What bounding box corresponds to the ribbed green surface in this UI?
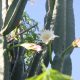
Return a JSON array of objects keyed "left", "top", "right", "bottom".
[
  {"left": 2, "top": 0, "right": 28, "bottom": 36},
  {"left": 45, "top": 0, "right": 75, "bottom": 75},
  {"left": 52, "top": 0, "right": 75, "bottom": 75},
  {"left": 51, "top": 55, "right": 62, "bottom": 72},
  {"left": 52, "top": 0, "right": 66, "bottom": 55},
  {"left": 44, "top": 0, "right": 55, "bottom": 29},
  {"left": 66, "top": 0, "right": 75, "bottom": 49},
  {"left": 52, "top": 0, "right": 75, "bottom": 55},
  {"left": 28, "top": 53, "right": 42, "bottom": 77},
  {"left": 62, "top": 56, "right": 72, "bottom": 75},
  {"left": 9, "top": 41, "right": 24, "bottom": 80},
  {"left": 3, "top": 37, "right": 9, "bottom": 80},
  {"left": 43, "top": 0, "right": 56, "bottom": 72},
  {"left": 4, "top": 50, "right": 10, "bottom": 80}
]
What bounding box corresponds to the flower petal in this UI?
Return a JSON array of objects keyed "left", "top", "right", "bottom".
[
  {"left": 72, "top": 38, "right": 80, "bottom": 47},
  {"left": 20, "top": 43, "right": 42, "bottom": 52},
  {"left": 39, "top": 29, "right": 58, "bottom": 44}
]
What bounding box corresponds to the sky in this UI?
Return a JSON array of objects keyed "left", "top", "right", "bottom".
[
  {"left": 25, "top": 0, "right": 80, "bottom": 80},
  {"left": 71, "top": 0, "right": 80, "bottom": 80}
]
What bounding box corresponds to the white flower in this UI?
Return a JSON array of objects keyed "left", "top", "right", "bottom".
[{"left": 39, "top": 29, "right": 58, "bottom": 44}]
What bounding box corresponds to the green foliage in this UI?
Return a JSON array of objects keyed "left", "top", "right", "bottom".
[
  {"left": 26, "top": 69, "right": 72, "bottom": 80},
  {"left": 19, "top": 12, "right": 38, "bottom": 43}
]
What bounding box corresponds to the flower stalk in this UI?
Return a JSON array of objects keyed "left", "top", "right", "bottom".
[
  {"left": 48, "top": 41, "right": 53, "bottom": 65},
  {"left": 41, "top": 59, "right": 47, "bottom": 72},
  {"left": 61, "top": 45, "right": 73, "bottom": 59}
]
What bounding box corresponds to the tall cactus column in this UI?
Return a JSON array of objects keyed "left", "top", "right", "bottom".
[
  {"left": 44, "top": 0, "right": 75, "bottom": 75},
  {"left": 0, "top": 0, "right": 3, "bottom": 30},
  {"left": 0, "top": 0, "right": 4, "bottom": 80},
  {"left": 52, "top": 0, "right": 75, "bottom": 75}
]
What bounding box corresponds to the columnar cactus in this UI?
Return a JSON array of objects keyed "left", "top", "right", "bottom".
[
  {"left": 0, "top": 0, "right": 75, "bottom": 80},
  {"left": 0, "top": 0, "right": 3, "bottom": 30},
  {"left": 0, "top": 1, "right": 4, "bottom": 80},
  {"left": 0, "top": 0, "right": 28, "bottom": 80},
  {"left": 44, "top": 0, "right": 75, "bottom": 75}
]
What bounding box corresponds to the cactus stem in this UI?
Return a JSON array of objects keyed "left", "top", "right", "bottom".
[
  {"left": 61, "top": 44, "right": 73, "bottom": 59},
  {"left": 48, "top": 41, "right": 53, "bottom": 65}
]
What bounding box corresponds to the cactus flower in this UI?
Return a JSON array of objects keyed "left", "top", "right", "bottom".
[
  {"left": 21, "top": 43, "right": 42, "bottom": 52},
  {"left": 72, "top": 38, "right": 80, "bottom": 47},
  {"left": 39, "top": 29, "right": 58, "bottom": 44}
]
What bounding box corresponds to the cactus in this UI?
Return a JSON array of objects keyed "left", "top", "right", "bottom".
[
  {"left": 0, "top": 0, "right": 75, "bottom": 80},
  {"left": 0, "top": 0, "right": 3, "bottom": 30},
  {"left": 2, "top": 0, "right": 28, "bottom": 36},
  {"left": 0, "top": 0, "right": 28, "bottom": 80},
  {"left": 44, "top": 0, "right": 75, "bottom": 75},
  {"left": 25, "top": 0, "right": 75, "bottom": 77},
  {"left": 9, "top": 41, "right": 25, "bottom": 80},
  {"left": 0, "top": 1, "right": 4, "bottom": 80}
]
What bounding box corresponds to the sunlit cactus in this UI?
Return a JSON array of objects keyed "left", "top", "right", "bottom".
[
  {"left": 0, "top": 0, "right": 75, "bottom": 80},
  {"left": 44, "top": 0, "right": 75, "bottom": 75}
]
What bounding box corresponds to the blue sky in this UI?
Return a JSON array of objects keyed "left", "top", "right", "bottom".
[
  {"left": 71, "top": 0, "right": 80, "bottom": 80},
  {"left": 25, "top": 0, "right": 80, "bottom": 80}
]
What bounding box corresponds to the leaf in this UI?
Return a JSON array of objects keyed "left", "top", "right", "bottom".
[{"left": 26, "top": 69, "right": 72, "bottom": 80}]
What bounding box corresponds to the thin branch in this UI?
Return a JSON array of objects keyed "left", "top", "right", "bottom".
[
  {"left": 18, "top": 23, "right": 38, "bottom": 35},
  {"left": 7, "top": 23, "right": 38, "bottom": 43}
]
